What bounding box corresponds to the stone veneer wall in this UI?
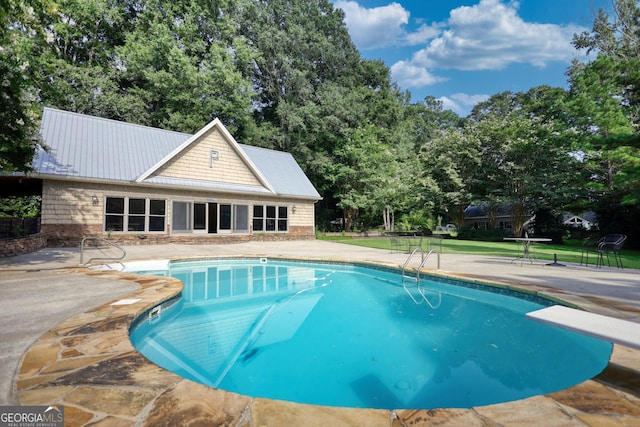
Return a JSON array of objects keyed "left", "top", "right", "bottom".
[{"left": 0, "top": 233, "right": 47, "bottom": 257}]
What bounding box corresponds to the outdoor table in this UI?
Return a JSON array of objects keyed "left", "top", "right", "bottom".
[{"left": 503, "top": 237, "right": 552, "bottom": 264}]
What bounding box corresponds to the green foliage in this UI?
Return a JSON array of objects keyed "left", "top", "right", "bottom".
[
  {"left": 29, "top": 0, "right": 254, "bottom": 133},
  {"left": 532, "top": 208, "right": 566, "bottom": 244},
  {"left": 467, "top": 93, "right": 581, "bottom": 236},
  {"left": 568, "top": 0, "right": 640, "bottom": 246},
  {"left": 0, "top": 0, "right": 50, "bottom": 172},
  {"left": 0, "top": 195, "right": 41, "bottom": 217},
  {"left": 326, "top": 124, "right": 396, "bottom": 231},
  {"left": 396, "top": 209, "right": 433, "bottom": 234}
]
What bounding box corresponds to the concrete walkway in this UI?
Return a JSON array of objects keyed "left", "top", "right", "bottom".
[{"left": 1, "top": 239, "right": 640, "bottom": 411}]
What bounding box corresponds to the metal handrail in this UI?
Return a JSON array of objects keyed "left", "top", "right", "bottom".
[
  {"left": 416, "top": 249, "right": 440, "bottom": 280},
  {"left": 402, "top": 248, "right": 441, "bottom": 306},
  {"left": 402, "top": 247, "right": 425, "bottom": 277},
  {"left": 80, "top": 236, "right": 126, "bottom": 265},
  {"left": 402, "top": 248, "right": 440, "bottom": 279}
]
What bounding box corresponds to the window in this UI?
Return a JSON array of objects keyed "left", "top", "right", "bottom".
[
  {"left": 105, "top": 197, "right": 166, "bottom": 232},
  {"left": 219, "top": 204, "right": 232, "bottom": 230},
  {"left": 266, "top": 205, "right": 276, "bottom": 231},
  {"left": 172, "top": 201, "right": 191, "bottom": 232},
  {"left": 278, "top": 206, "right": 288, "bottom": 231},
  {"left": 149, "top": 199, "right": 166, "bottom": 231},
  {"left": 253, "top": 205, "right": 289, "bottom": 232},
  {"left": 105, "top": 197, "right": 125, "bottom": 232},
  {"left": 194, "top": 203, "right": 206, "bottom": 231},
  {"left": 253, "top": 205, "right": 264, "bottom": 231},
  {"left": 234, "top": 205, "right": 249, "bottom": 231},
  {"left": 128, "top": 198, "right": 146, "bottom": 231},
  {"left": 169, "top": 202, "right": 250, "bottom": 234}
]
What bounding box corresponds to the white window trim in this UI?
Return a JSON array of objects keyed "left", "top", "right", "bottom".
[
  {"left": 252, "top": 204, "right": 289, "bottom": 233},
  {"left": 104, "top": 197, "right": 167, "bottom": 234}
]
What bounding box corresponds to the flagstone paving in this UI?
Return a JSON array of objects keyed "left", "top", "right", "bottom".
[{"left": 3, "top": 240, "right": 640, "bottom": 426}]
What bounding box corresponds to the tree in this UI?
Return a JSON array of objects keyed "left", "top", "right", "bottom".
[
  {"left": 470, "top": 109, "right": 579, "bottom": 237},
  {"left": 569, "top": 0, "right": 640, "bottom": 246},
  {"left": 326, "top": 124, "right": 396, "bottom": 232},
  {"left": 236, "top": 0, "right": 360, "bottom": 148},
  {"left": 420, "top": 126, "right": 481, "bottom": 229},
  {"left": 113, "top": 0, "right": 254, "bottom": 133},
  {"left": 0, "top": 0, "right": 50, "bottom": 172},
  {"left": 29, "top": 0, "right": 254, "bottom": 133}
]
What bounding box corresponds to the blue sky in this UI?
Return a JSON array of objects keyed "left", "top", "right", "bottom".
[{"left": 332, "top": 0, "right": 610, "bottom": 116}]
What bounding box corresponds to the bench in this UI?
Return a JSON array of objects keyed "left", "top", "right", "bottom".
[{"left": 526, "top": 305, "right": 640, "bottom": 350}]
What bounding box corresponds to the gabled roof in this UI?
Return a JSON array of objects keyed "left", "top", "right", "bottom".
[
  {"left": 464, "top": 204, "right": 516, "bottom": 218},
  {"left": 562, "top": 211, "right": 598, "bottom": 223},
  {"left": 134, "top": 117, "right": 274, "bottom": 194},
  {"left": 33, "top": 108, "right": 321, "bottom": 200}
]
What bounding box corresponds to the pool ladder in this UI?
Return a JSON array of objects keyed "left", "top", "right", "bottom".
[
  {"left": 80, "top": 236, "right": 126, "bottom": 265},
  {"left": 402, "top": 248, "right": 441, "bottom": 308}
]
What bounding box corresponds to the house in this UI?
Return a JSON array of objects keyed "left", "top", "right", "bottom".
[
  {"left": 4, "top": 108, "right": 321, "bottom": 246},
  {"left": 562, "top": 212, "right": 597, "bottom": 230},
  {"left": 463, "top": 205, "right": 520, "bottom": 231}
]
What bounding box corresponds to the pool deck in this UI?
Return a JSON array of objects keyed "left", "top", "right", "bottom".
[{"left": 2, "top": 240, "right": 640, "bottom": 426}]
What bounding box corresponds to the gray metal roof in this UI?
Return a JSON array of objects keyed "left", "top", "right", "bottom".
[
  {"left": 239, "top": 144, "right": 321, "bottom": 199},
  {"left": 34, "top": 108, "right": 321, "bottom": 199},
  {"left": 35, "top": 108, "right": 191, "bottom": 181},
  {"left": 143, "top": 176, "right": 273, "bottom": 195}
]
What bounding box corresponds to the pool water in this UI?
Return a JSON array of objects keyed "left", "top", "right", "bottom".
[{"left": 130, "top": 259, "right": 612, "bottom": 410}]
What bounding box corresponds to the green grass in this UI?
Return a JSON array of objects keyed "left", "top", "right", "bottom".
[{"left": 318, "top": 234, "right": 640, "bottom": 270}]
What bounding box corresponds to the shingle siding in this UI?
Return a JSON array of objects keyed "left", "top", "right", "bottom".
[{"left": 156, "top": 128, "right": 263, "bottom": 187}]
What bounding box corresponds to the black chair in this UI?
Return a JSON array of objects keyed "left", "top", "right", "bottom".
[{"left": 581, "top": 234, "right": 627, "bottom": 268}]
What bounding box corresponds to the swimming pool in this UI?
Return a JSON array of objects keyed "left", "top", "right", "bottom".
[{"left": 129, "top": 258, "right": 612, "bottom": 410}]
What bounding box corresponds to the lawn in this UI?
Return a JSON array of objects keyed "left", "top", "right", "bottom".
[{"left": 318, "top": 234, "right": 640, "bottom": 270}]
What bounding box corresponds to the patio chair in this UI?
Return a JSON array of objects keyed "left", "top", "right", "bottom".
[
  {"left": 580, "top": 234, "right": 627, "bottom": 268},
  {"left": 388, "top": 235, "right": 406, "bottom": 253},
  {"left": 407, "top": 235, "right": 423, "bottom": 253}
]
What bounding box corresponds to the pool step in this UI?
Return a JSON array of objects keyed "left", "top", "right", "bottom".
[{"left": 526, "top": 305, "right": 640, "bottom": 349}]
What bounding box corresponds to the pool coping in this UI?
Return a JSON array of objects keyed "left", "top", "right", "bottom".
[{"left": 16, "top": 256, "right": 640, "bottom": 426}]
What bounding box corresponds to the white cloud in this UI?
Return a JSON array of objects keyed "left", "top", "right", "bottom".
[
  {"left": 404, "top": 23, "right": 442, "bottom": 46},
  {"left": 439, "top": 93, "right": 490, "bottom": 115},
  {"left": 334, "top": 1, "right": 409, "bottom": 50},
  {"left": 438, "top": 96, "right": 463, "bottom": 114},
  {"left": 337, "top": 0, "right": 588, "bottom": 93},
  {"left": 390, "top": 60, "right": 447, "bottom": 89},
  {"left": 412, "top": 0, "right": 585, "bottom": 71},
  {"left": 451, "top": 92, "right": 490, "bottom": 107}
]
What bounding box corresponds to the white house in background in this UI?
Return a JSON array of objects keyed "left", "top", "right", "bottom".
[
  {"left": 5, "top": 108, "right": 321, "bottom": 246},
  {"left": 563, "top": 212, "right": 597, "bottom": 230}
]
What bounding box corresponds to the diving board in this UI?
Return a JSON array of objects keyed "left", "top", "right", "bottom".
[{"left": 526, "top": 305, "right": 640, "bottom": 350}]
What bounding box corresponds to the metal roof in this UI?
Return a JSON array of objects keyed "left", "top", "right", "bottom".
[
  {"left": 34, "top": 108, "right": 321, "bottom": 199},
  {"left": 240, "top": 144, "right": 321, "bottom": 199},
  {"left": 35, "top": 108, "right": 190, "bottom": 181},
  {"left": 143, "top": 176, "right": 273, "bottom": 195}
]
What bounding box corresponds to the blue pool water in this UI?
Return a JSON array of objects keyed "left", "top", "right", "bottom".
[{"left": 129, "top": 259, "right": 612, "bottom": 410}]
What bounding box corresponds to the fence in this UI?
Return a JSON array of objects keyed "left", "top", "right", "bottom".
[{"left": 0, "top": 217, "right": 41, "bottom": 239}]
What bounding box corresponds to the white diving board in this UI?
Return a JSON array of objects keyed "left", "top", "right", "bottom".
[{"left": 526, "top": 305, "right": 640, "bottom": 350}]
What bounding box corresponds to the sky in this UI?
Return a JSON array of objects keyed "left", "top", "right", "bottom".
[{"left": 332, "top": 0, "right": 611, "bottom": 116}]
